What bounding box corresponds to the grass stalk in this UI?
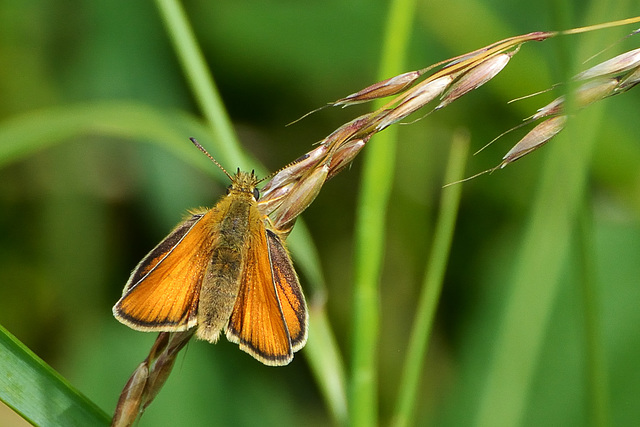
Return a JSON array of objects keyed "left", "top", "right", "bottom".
[
  {"left": 154, "top": 0, "right": 248, "bottom": 169},
  {"left": 391, "top": 132, "right": 469, "bottom": 427},
  {"left": 349, "top": 0, "right": 417, "bottom": 425},
  {"left": 577, "top": 202, "right": 611, "bottom": 427},
  {"left": 305, "top": 308, "right": 349, "bottom": 425}
]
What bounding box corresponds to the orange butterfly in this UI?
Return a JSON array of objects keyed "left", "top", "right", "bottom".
[{"left": 113, "top": 139, "right": 307, "bottom": 366}]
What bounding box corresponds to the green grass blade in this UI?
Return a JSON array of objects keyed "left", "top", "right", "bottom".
[
  {"left": 577, "top": 203, "right": 611, "bottom": 427},
  {"left": 392, "top": 132, "right": 469, "bottom": 427},
  {"left": 0, "top": 324, "right": 110, "bottom": 426},
  {"left": 289, "top": 222, "right": 348, "bottom": 426},
  {"left": 154, "top": 0, "right": 248, "bottom": 170},
  {"left": 349, "top": 0, "right": 417, "bottom": 425},
  {"left": 287, "top": 222, "right": 328, "bottom": 299},
  {"left": 305, "top": 308, "right": 349, "bottom": 426},
  {"left": 0, "top": 101, "right": 236, "bottom": 174}
]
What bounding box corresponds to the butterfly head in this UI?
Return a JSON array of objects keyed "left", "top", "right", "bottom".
[{"left": 229, "top": 169, "right": 261, "bottom": 201}]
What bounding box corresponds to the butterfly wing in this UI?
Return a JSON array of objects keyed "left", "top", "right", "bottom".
[
  {"left": 113, "top": 211, "right": 216, "bottom": 331},
  {"left": 225, "top": 212, "right": 300, "bottom": 366},
  {"left": 266, "top": 229, "right": 308, "bottom": 352}
]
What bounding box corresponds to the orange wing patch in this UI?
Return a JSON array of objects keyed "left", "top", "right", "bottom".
[
  {"left": 266, "top": 229, "right": 308, "bottom": 351},
  {"left": 113, "top": 212, "right": 217, "bottom": 331},
  {"left": 225, "top": 218, "right": 293, "bottom": 366}
]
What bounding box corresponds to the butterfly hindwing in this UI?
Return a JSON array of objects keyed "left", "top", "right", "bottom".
[
  {"left": 266, "top": 229, "right": 308, "bottom": 351},
  {"left": 225, "top": 210, "right": 294, "bottom": 366}
]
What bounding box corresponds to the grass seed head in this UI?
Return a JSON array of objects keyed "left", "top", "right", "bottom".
[
  {"left": 575, "top": 47, "right": 640, "bottom": 80},
  {"left": 437, "top": 51, "right": 514, "bottom": 110}
]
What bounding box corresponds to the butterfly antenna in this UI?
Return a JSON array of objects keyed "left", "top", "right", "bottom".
[
  {"left": 189, "top": 137, "right": 233, "bottom": 181},
  {"left": 256, "top": 168, "right": 278, "bottom": 185}
]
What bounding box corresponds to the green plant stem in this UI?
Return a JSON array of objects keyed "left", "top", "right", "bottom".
[
  {"left": 154, "top": 0, "right": 248, "bottom": 169},
  {"left": 349, "top": 0, "right": 417, "bottom": 425},
  {"left": 577, "top": 202, "right": 610, "bottom": 427},
  {"left": 391, "top": 132, "right": 469, "bottom": 427},
  {"left": 305, "top": 307, "right": 349, "bottom": 426},
  {"left": 290, "top": 223, "right": 348, "bottom": 427},
  {"left": 0, "top": 102, "right": 218, "bottom": 171}
]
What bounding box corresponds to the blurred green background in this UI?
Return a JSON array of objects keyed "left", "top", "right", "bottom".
[{"left": 1, "top": 1, "right": 639, "bottom": 426}]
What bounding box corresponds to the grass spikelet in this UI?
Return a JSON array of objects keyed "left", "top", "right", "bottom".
[
  {"left": 531, "top": 77, "right": 620, "bottom": 120},
  {"left": 333, "top": 71, "right": 424, "bottom": 106},
  {"left": 436, "top": 49, "right": 517, "bottom": 109},
  {"left": 500, "top": 115, "right": 568, "bottom": 167},
  {"left": 618, "top": 65, "right": 640, "bottom": 90},
  {"left": 375, "top": 75, "right": 454, "bottom": 131},
  {"left": 260, "top": 144, "right": 329, "bottom": 206},
  {"left": 268, "top": 163, "right": 330, "bottom": 232},
  {"left": 326, "top": 138, "right": 368, "bottom": 180},
  {"left": 575, "top": 47, "right": 640, "bottom": 80}
]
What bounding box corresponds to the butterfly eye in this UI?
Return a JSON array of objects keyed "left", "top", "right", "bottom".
[
  {"left": 253, "top": 188, "right": 260, "bottom": 201},
  {"left": 226, "top": 185, "right": 233, "bottom": 195}
]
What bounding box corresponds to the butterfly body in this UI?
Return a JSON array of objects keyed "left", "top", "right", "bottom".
[
  {"left": 197, "top": 173, "right": 259, "bottom": 342},
  {"left": 113, "top": 170, "right": 307, "bottom": 366}
]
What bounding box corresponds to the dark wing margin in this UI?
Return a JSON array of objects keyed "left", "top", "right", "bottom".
[{"left": 266, "top": 229, "right": 308, "bottom": 352}]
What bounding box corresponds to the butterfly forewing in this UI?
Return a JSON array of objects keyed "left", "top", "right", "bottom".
[
  {"left": 266, "top": 229, "right": 308, "bottom": 351},
  {"left": 225, "top": 209, "right": 294, "bottom": 366},
  {"left": 113, "top": 211, "right": 217, "bottom": 330}
]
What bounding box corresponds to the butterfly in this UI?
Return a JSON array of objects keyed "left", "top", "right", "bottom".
[{"left": 113, "top": 139, "right": 308, "bottom": 366}]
